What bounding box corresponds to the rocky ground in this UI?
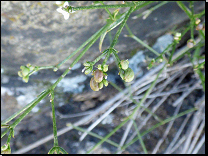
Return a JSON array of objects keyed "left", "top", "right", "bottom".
[{"left": 1, "top": 1, "right": 205, "bottom": 154}]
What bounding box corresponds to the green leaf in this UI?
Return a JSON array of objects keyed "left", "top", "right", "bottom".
[{"left": 99, "top": 31, "right": 107, "bottom": 52}]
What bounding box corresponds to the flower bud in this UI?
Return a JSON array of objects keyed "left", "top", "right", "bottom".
[
  {"left": 103, "top": 64, "right": 108, "bottom": 72},
  {"left": 23, "top": 75, "right": 29, "bottom": 83},
  {"left": 196, "top": 24, "right": 203, "bottom": 30},
  {"left": 187, "top": 39, "right": 195, "bottom": 48},
  {"left": 120, "top": 68, "right": 134, "bottom": 82},
  {"left": 20, "top": 66, "right": 30, "bottom": 77},
  {"left": 94, "top": 69, "right": 103, "bottom": 83},
  {"left": 102, "top": 79, "right": 108, "bottom": 87},
  {"left": 195, "top": 18, "right": 201, "bottom": 25},
  {"left": 97, "top": 64, "right": 102, "bottom": 70},
  {"left": 85, "top": 66, "right": 93, "bottom": 75},
  {"left": 120, "top": 60, "right": 129, "bottom": 70},
  {"left": 98, "top": 81, "right": 103, "bottom": 89},
  {"left": 90, "top": 77, "right": 99, "bottom": 91},
  {"left": 83, "top": 61, "right": 91, "bottom": 67}
]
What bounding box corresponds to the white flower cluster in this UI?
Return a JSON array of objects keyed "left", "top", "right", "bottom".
[{"left": 56, "top": 1, "right": 75, "bottom": 20}]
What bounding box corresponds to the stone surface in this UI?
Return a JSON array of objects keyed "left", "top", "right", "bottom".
[{"left": 1, "top": 1, "right": 205, "bottom": 75}]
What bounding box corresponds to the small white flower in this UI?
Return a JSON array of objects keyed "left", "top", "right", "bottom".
[
  {"left": 63, "top": 1, "right": 69, "bottom": 7},
  {"left": 56, "top": 7, "right": 70, "bottom": 20},
  {"left": 56, "top": 1, "right": 75, "bottom": 20}
]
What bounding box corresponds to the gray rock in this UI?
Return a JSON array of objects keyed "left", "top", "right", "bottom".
[{"left": 1, "top": 1, "right": 204, "bottom": 75}]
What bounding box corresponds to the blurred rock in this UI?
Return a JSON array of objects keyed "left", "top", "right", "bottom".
[{"left": 1, "top": 1, "right": 205, "bottom": 75}]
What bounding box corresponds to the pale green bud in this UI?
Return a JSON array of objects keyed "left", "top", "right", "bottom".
[
  {"left": 20, "top": 66, "right": 30, "bottom": 77},
  {"left": 98, "top": 81, "right": 103, "bottom": 89},
  {"left": 103, "top": 64, "right": 108, "bottom": 72},
  {"left": 103, "top": 79, "right": 108, "bottom": 87},
  {"left": 23, "top": 75, "right": 29, "bottom": 83},
  {"left": 120, "top": 60, "right": 129, "bottom": 70},
  {"left": 97, "top": 64, "right": 102, "bottom": 70},
  {"left": 85, "top": 67, "right": 93, "bottom": 75},
  {"left": 83, "top": 61, "right": 91, "bottom": 67}
]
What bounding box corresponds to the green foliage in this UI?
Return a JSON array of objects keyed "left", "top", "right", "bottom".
[{"left": 1, "top": 1, "right": 204, "bottom": 154}]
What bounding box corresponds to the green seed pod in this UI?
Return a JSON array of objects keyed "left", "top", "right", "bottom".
[
  {"left": 85, "top": 66, "right": 93, "bottom": 75},
  {"left": 94, "top": 69, "right": 103, "bottom": 83},
  {"left": 103, "top": 64, "right": 108, "bottom": 72},
  {"left": 102, "top": 79, "right": 108, "bottom": 87},
  {"left": 120, "top": 68, "right": 134, "bottom": 82},
  {"left": 90, "top": 77, "right": 99, "bottom": 91},
  {"left": 98, "top": 81, "right": 103, "bottom": 89},
  {"left": 20, "top": 66, "right": 30, "bottom": 77},
  {"left": 120, "top": 60, "right": 129, "bottom": 70}
]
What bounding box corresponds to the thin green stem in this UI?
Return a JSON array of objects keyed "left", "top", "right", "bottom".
[
  {"left": 100, "top": 1, "right": 114, "bottom": 20},
  {"left": 176, "top": 1, "right": 192, "bottom": 19},
  {"left": 69, "top": 3, "right": 141, "bottom": 12},
  {"left": 189, "top": 1, "right": 195, "bottom": 40},
  {"left": 9, "top": 89, "right": 50, "bottom": 129},
  {"left": 198, "top": 30, "right": 205, "bottom": 40},
  {"left": 125, "top": 23, "right": 160, "bottom": 56},
  {"left": 51, "top": 23, "right": 111, "bottom": 90},
  {"left": 168, "top": 42, "right": 176, "bottom": 65},
  {"left": 50, "top": 90, "right": 59, "bottom": 147},
  {"left": 120, "top": 107, "right": 197, "bottom": 152},
  {"left": 55, "top": 24, "right": 106, "bottom": 69},
  {"left": 6, "top": 129, "right": 13, "bottom": 144},
  {"left": 131, "top": 35, "right": 160, "bottom": 56},
  {"left": 69, "top": 124, "right": 121, "bottom": 148},
  {"left": 110, "top": 7, "right": 134, "bottom": 49},
  {"left": 133, "top": 1, "right": 168, "bottom": 19},
  {"left": 109, "top": 81, "right": 162, "bottom": 122},
  {"left": 87, "top": 116, "right": 129, "bottom": 154},
  {"left": 133, "top": 1, "right": 154, "bottom": 12},
  {"left": 92, "top": 49, "right": 108, "bottom": 65},
  {"left": 102, "top": 49, "right": 112, "bottom": 67},
  {"left": 194, "top": 9, "right": 205, "bottom": 19},
  {"left": 132, "top": 120, "right": 148, "bottom": 154},
  {"left": 1, "top": 129, "right": 9, "bottom": 138},
  {"left": 1, "top": 90, "right": 49, "bottom": 125}
]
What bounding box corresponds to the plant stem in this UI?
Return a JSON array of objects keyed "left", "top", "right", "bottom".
[
  {"left": 120, "top": 107, "right": 197, "bottom": 152},
  {"left": 70, "top": 124, "right": 120, "bottom": 148},
  {"left": 132, "top": 120, "right": 148, "bottom": 154},
  {"left": 70, "top": 3, "right": 141, "bottom": 11},
  {"left": 9, "top": 89, "right": 50, "bottom": 129},
  {"left": 110, "top": 7, "right": 134, "bottom": 49},
  {"left": 55, "top": 24, "right": 106, "bottom": 69},
  {"left": 1, "top": 90, "right": 49, "bottom": 125},
  {"left": 51, "top": 23, "right": 111, "bottom": 90},
  {"left": 50, "top": 90, "right": 59, "bottom": 147},
  {"left": 100, "top": 1, "right": 114, "bottom": 20}
]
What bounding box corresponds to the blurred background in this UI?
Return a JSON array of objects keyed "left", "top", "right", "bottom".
[{"left": 1, "top": 1, "right": 205, "bottom": 154}]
